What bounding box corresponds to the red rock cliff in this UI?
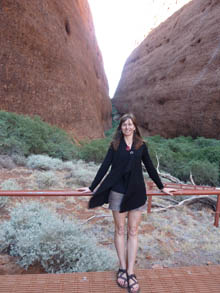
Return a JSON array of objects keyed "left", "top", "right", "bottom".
[
  {"left": 113, "top": 0, "right": 220, "bottom": 139},
  {"left": 0, "top": 0, "right": 111, "bottom": 140}
]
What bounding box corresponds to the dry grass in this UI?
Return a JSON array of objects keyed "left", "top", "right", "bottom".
[
  {"left": 1, "top": 155, "right": 220, "bottom": 270},
  {"left": 138, "top": 204, "right": 220, "bottom": 268}
]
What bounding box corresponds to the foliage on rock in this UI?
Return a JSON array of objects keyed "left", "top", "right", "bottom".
[{"left": 0, "top": 111, "right": 77, "bottom": 160}]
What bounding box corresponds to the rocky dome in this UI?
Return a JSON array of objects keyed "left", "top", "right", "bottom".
[
  {"left": 113, "top": 0, "right": 220, "bottom": 139},
  {"left": 0, "top": 0, "right": 111, "bottom": 140}
]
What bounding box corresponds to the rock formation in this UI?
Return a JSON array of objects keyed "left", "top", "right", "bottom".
[
  {"left": 0, "top": 0, "right": 111, "bottom": 140},
  {"left": 113, "top": 0, "right": 220, "bottom": 139}
]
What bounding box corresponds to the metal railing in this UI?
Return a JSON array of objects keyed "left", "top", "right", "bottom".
[
  {"left": 0, "top": 182, "right": 220, "bottom": 227},
  {"left": 146, "top": 182, "right": 220, "bottom": 227}
]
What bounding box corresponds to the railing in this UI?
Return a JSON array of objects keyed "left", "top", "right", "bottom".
[
  {"left": 0, "top": 182, "right": 220, "bottom": 227},
  {"left": 146, "top": 182, "right": 220, "bottom": 227}
]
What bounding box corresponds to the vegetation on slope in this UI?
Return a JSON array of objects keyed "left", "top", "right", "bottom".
[{"left": 0, "top": 110, "right": 219, "bottom": 186}]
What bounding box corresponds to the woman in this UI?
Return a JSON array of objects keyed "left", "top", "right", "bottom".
[{"left": 78, "top": 113, "right": 175, "bottom": 293}]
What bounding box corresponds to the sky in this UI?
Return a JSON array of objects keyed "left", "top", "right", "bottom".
[
  {"left": 88, "top": 0, "right": 151, "bottom": 97},
  {"left": 88, "top": 0, "right": 191, "bottom": 98}
]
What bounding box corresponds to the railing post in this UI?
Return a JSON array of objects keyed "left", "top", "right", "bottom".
[
  {"left": 214, "top": 193, "right": 220, "bottom": 227},
  {"left": 147, "top": 196, "right": 152, "bottom": 213},
  {"left": 147, "top": 181, "right": 153, "bottom": 213}
]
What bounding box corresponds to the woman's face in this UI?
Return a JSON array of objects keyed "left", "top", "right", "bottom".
[{"left": 121, "top": 118, "right": 136, "bottom": 137}]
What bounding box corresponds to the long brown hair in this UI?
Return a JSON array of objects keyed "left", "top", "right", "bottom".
[{"left": 111, "top": 113, "right": 144, "bottom": 150}]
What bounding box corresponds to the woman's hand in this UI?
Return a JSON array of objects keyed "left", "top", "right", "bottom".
[
  {"left": 77, "top": 187, "right": 91, "bottom": 193},
  {"left": 161, "top": 188, "right": 176, "bottom": 196}
]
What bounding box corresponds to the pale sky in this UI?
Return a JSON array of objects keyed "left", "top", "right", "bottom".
[
  {"left": 88, "top": 0, "right": 151, "bottom": 97},
  {"left": 88, "top": 0, "right": 191, "bottom": 97}
]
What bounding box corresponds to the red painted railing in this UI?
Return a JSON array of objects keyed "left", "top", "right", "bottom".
[
  {"left": 146, "top": 182, "right": 220, "bottom": 227},
  {"left": 0, "top": 182, "right": 220, "bottom": 227}
]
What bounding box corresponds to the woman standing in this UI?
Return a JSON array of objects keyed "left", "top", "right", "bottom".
[{"left": 78, "top": 113, "right": 175, "bottom": 293}]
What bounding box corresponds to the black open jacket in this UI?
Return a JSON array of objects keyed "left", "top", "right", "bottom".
[{"left": 89, "top": 137, "right": 164, "bottom": 212}]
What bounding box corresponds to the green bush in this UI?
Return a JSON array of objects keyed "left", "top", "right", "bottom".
[
  {"left": 76, "top": 134, "right": 220, "bottom": 186},
  {"left": 1, "top": 110, "right": 219, "bottom": 187},
  {"left": 0, "top": 111, "right": 78, "bottom": 160},
  {"left": 147, "top": 135, "right": 220, "bottom": 186},
  {"left": 189, "top": 160, "right": 219, "bottom": 186},
  {"left": 79, "top": 138, "right": 111, "bottom": 163},
  {"left": 0, "top": 201, "right": 116, "bottom": 273}
]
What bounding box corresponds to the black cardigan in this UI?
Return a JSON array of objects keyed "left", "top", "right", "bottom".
[{"left": 89, "top": 137, "right": 164, "bottom": 212}]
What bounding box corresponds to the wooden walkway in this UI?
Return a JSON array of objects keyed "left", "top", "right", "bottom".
[{"left": 0, "top": 265, "right": 219, "bottom": 292}]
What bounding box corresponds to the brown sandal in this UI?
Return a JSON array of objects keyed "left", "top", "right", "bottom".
[
  {"left": 116, "top": 268, "right": 128, "bottom": 288},
  {"left": 127, "top": 274, "right": 140, "bottom": 293}
]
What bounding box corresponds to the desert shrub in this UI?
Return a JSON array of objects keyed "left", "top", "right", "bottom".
[
  {"left": 1, "top": 179, "right": 21, "bottom": 190},
  {"left": 189, "top": 160, "right": 219, "bottom": 186},
  {"left": 26, "top": 154, "right": 84, "bottom": 173},
  {"left": 0, "top": 110, "right": 78, "bottom": 160},
  {"left": 0, "top": 179, "right": 21, "bottom": 208},
  {"left": 35, "top": 171, "right": 57, "bottom": 189},
  {"left": 78, "top": 134, "right": 220, "bottom": 186},
  {"left": 77, "top": 134, "right": 220, "bottom": 186},
  {"left": 194, "top": 146, "right": 220, "bottom": 163},
  {"left": 0, "top": 155, "right": 16, "bottom": 169},
  {"left": 194, "top": 136, "right": 219, "bottom": 148},
  {"left": 27, "top": 154, "right": 63, "bottom": 171},
  {"left": 11, "top": 154, "right": 27, "bottom": 166},
  {"left": 0, "top": 197, "right": 9, "bottom": 208},
  {"left": 62, "top": 161, "right": 76, "bottom": 171},
  {"left": 147, "top": 135, "right": 220, "bottom": 186},
  {"left": 26, "top": 155, "right": 99, "bottom": 188},
  {"left": 140, "top": 207, "right": 220, "bottom": 266},
  {"left": 0, "top": 201, "right": 116, "bottom": 273},
  {"left": 79, "top": 138, "right": 111, "bottom": 163},
  {"left": 66, "top": 160, "right": 98, "bottom": 187}
]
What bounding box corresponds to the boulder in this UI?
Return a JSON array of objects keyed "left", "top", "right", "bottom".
[
  {"left": 0, "top": 0, "right": 111, "bottom": 140},
  {"left": 113, "top": 0, "right": 220, "bottom": 139}
]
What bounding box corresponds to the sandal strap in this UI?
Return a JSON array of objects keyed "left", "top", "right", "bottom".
[
  {"left": 128, "top": 274, "right": 138, "bottom": 289},
  {"left": 118, "top": 268, "right": 127, "bottom": 274},
  {"left": 117, "top": 268, "right": 127, "bottom": 281},
  {"left": 128, "top": 274, "right": 137, "bottom": 281},
  {"left": 117, "top": 268, "right": 128, "bottom": 288}
]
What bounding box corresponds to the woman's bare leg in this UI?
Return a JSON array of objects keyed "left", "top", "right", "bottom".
[
  {"left": 112, "top": 211, "right": 127, "bottom": 286},
  {"left": 127, "top": 210, "right": 142, "bottom": 291}
]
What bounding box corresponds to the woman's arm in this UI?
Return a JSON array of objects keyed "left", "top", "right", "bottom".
[
  {"left": 141, "top": 143, "right": 164, "bottom": 190},
  {"left": 89, "top": 145, "right": 114, "bottom": 191}
]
